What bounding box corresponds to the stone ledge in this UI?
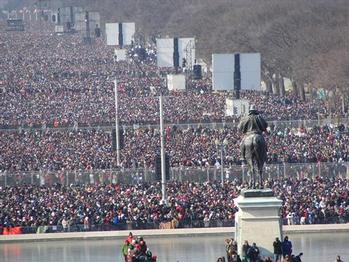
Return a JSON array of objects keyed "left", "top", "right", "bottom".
[
  {"left": 0, "top": 227, "right": 234, "bottom": 243},
  {"left": 241, "top": 216, "right": 281, "bottom": 221},
  {"left": 1, "top": 224, "right": 349, "bottom": 243}
]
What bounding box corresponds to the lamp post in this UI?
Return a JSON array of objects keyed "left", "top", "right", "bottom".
[
  {"left": 113, "top": 79, "right": 120, "bottom": 166},
  {"left": 159, "top": 94, "right": 167, "bottom": 205},
  {"left": 215, "top": 138, "right": 228, "bottom": 187}
]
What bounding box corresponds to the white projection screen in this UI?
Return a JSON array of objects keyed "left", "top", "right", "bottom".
[
  {"left": 212, "top": 54, "right": 235, "bottom": 91},
  {"left": 106, "top": 23, "right": 118, "bottom": 46},
  {"left": 122, "top": 22, "right": 135, "bottom": 45},
  {"left": 157, "top": 37, "right": 196, "bottom": 68},
  {"left": 226, "top": 98, "right": 249, "bottom": 116},
  {"left": 167, "top": 74, "right": 186, "bottom": 91},
  {"left": 240, "top": 53, "right": 261, "bottom": 90},
  {"left": 106, "top": 22, "right": 135, "bottom": 46},
  {"left": 212, "top": 53, "right": 261, "bottom": 91},
  {"left": 178, "top": 38, "right": 195, "bottom": 69},
  {"left": 157, "top": 38, "right": 173, "bottom": 67},
  {"left": 74, "top": 12, "right": 100, "bottom": 33},
  {"left": 115, "top": 49, "right": 127, "bottom": 61}
]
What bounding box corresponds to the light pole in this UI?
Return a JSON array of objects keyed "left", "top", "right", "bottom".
[
  {"left": 215, "top": 138, "right": 228, "bottom": 187},
  {"left": 113, "top": 79, "right": 120, "bottom": 166},
  {"left": 159, "top": 94, "right": 167, "bottom": 205}
]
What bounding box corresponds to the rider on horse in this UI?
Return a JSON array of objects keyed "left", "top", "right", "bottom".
[{"left": 238, "top": 105, "right": 268, "bottom": 164}]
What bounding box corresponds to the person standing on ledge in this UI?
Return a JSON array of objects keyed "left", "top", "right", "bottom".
[
  {"left": 282, "top": 236, "right": 293, "bottom": 259},
  {"left": 238, "top": 105, "right": 268, "bottom": 164},
  {"left": 273, "top": 237, "right": 283, "bottom": 262}
]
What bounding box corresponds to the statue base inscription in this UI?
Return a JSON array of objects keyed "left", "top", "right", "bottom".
[{"left": 234, "top": 189, "right": 282, "bottom": 258}]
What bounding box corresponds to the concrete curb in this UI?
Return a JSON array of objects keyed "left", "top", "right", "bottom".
[
  {"left": 283, "top": 223, "right": 349, "bottom": 234},
  {"left": 0, "top": 227, "right": 234, "bottom": 243},
  {"left": 1, "top": 224, "right": 349, "bottom": 243}
]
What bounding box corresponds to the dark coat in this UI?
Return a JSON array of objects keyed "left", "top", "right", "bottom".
[
  {"left": 282, "top": 240, "right": 293, "bottom": 256},
  {"left": 238, "top": 112, "right": 268, "bottom": 135},
  {"left": 247, "top": 246, "right": 260, "bottom": 261},
  {"left": 273, "top": 239, "right": 283, "bottom": 255}
]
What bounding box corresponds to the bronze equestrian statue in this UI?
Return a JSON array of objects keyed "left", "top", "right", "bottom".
[{"left": 238, "top": 105, "right": 268, "bottom": 189}]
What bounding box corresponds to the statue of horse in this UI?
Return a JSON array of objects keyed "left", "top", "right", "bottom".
[{"left": 242, "top": 132, "right": 267, "bottom": 189}]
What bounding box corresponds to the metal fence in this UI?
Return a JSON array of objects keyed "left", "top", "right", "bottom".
[
  {"left": 171, "top": 161, "right": 349, "bottom": 182},
  {"left": 1, "top": 219, "right": 235, "bottom": 235},
  {"left": 1, "top": 116, "right": 348, "bottom": 132},
  {"left": 1, "top": 162, "right": 348, "bottom": 187}
]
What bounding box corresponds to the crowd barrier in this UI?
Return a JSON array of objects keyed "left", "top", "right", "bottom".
[
  {"left": 0, "top": 219, "right": 235, "bottom": 235},
  {"left": 1, "top": 214, "right": 348, "bottom": 236},
  {"left": 0, "top": 116, "right": 348, "bottom": 132},
  {"left": 0, "top": 161, "right": 348, "bottom": 187}
]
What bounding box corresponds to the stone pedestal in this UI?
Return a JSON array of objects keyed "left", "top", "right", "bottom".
[{"left": 234, "top": 189, "right": 282, "bottom": 258}]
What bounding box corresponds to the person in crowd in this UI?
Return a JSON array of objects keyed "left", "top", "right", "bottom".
[
  {"left": 247, "top": 243, "right": 260, "bottom": 262},
  {"left": 83, "top": 216, "right": 90, "bottom": 231},
  {"left": 273, "top": 237, "right": 283, "bottom": 262},
  {"left": 122, "top": 240, "right": 130, "bottom": 262},
  {"left": 241, "top": 240, "right": 250, "bottom": 262},
  {"left": 231, "top": 251, "right": 242, "bottom": 262},
  {"left": 138, "top": 236, "right": 147, "bottom": 254},
  {"left": 282, "top": 236, "right": 292, "bottom": 258},
  {"left": 225, "top": 239, "right": 233, "bottom": 262},
  {"left": 226, "top": 238, "right": 238, "bottom": 262},
  {"left": 291, "top": 253, "right": 303, "bottom": 262},
  {"left": 283, "top": 255, "right": 291, "bottom": 262},
  {"left": 127, "top": 232, "right": 134, "bottom": 243},
  {"left": 62, "top": 217, "right": 68, "bottom": 232}
]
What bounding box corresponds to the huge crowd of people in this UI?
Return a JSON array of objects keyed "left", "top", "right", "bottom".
[
  {"left": 0, "top": 15, "right": 348, "bottom": 262},
  {"left": 0, "top": 31, "right": 345, "bottom": 129},
  {"left": 0, "top": 123, "right": 348, "bottom": 172},
  {"left": 1, "top": 24, "right": 349, "bottom": 242},
  {"left": 1, "top": 30, "right": 348, "bottom": 173},
  {"left": 0, "top": 177, "right": 348, "bottom": 232}
]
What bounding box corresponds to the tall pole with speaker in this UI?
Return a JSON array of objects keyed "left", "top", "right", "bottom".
[
  {"left": 159, "top": 95, "right": 167, "bottom": 205},
  {"left": 114, "top": 79, "right": 120, "bottom": 166},
  {"left": 84, "top": 11, "right": 91, "bottom": 44}
]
